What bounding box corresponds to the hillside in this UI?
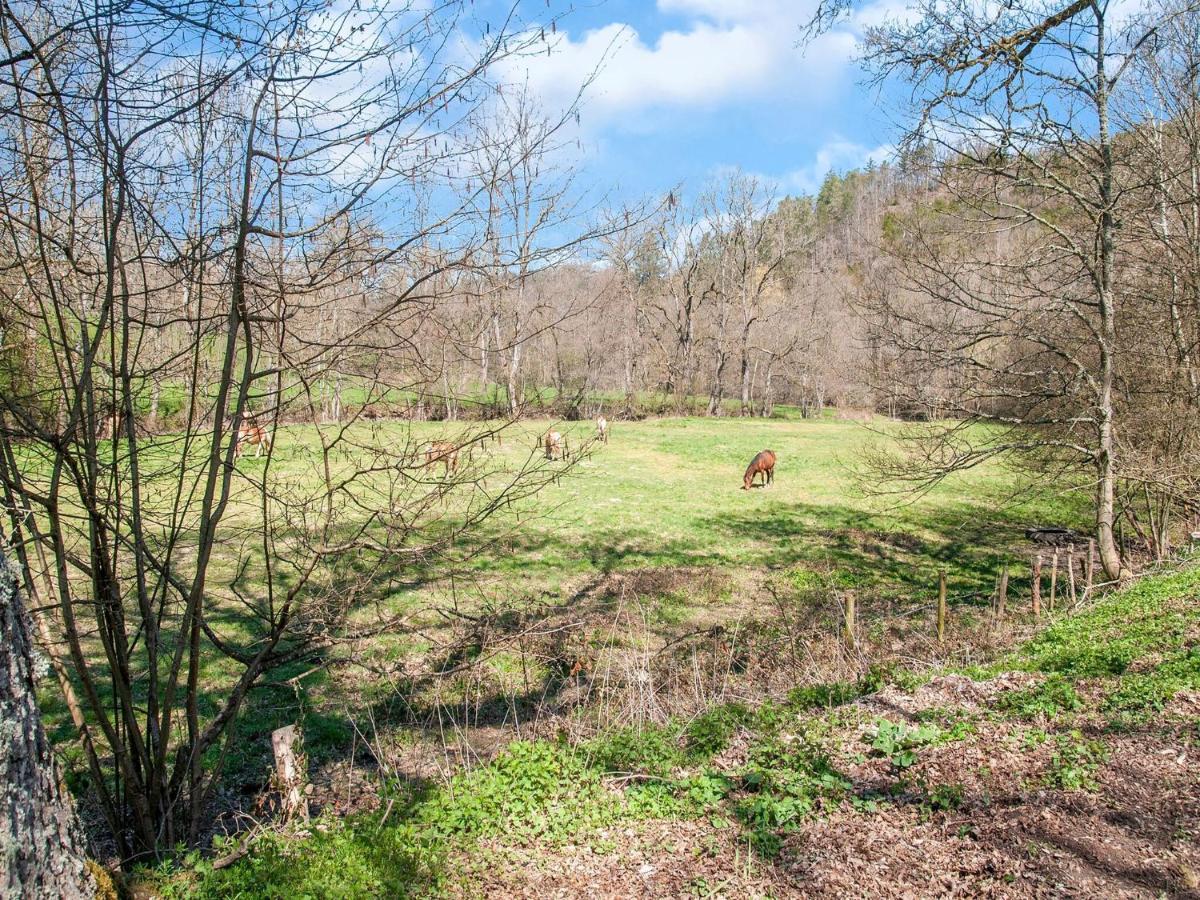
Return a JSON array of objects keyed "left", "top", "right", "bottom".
[{"left": 166, "top": 565, "right": 1200, "bottom": 898}]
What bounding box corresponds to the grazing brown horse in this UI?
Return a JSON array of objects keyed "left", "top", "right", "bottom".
[
  {"left": 424, "top": 440, "right": 460, "bottom": 474},
  {"left": 235, "top": 423, "right": 272, "bottom": 458},
  {"left": 544, "top": 430, "right": 564, "bottom": 460},
  {"left": 742, "top": 449, "right": 776, "bottom": 490}
]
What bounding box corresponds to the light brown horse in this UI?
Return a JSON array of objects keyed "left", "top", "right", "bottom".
[
  {"left": 235, "top": 423, "right": 272, "bottom": 458},
  {"left": 596, "top": 415, "right": 609, "bottom": 444},
  {"left": 424, "top": 440, "right": 460, "bottom": 474},
  {"left": 544, "top": 430, "right": 564, "bottom": 460},
  {"left": 742, "top": 449, "right": 776, "bottom": 490}
]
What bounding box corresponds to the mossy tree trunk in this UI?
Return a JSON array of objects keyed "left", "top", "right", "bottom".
[{"left": 0, "top": 549, "right": 96, "bottom": 899}]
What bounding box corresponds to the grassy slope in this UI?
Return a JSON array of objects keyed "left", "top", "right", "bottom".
[{"left": 163, "top": 563, "right": 1200, "bottom": 898}]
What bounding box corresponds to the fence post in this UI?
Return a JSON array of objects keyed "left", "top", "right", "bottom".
[
  {"left": 1032, "top": 554, "right": 1042, "bottom": 619},
  {"left": 1067, "top": 544, "right": 1077, "bottom": 606},
  {"left": 1048, "top": 549, "right": 1059, "bottom": 612},
  {"left": 996, "top": 564, "right": 1009, "bottom": 619},
  {"left": 936, "top": 570, "right": 947, "bottom": 643},
  {"left": 1085, "top": 539, "right": 1095, "bottom": 597},
  {"left": 843, "top": 592, "right": 856, "bottom": 651}
]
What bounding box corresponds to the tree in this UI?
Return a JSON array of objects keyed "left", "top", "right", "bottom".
[
  {"left": 0, "top": 0, "right": 573, "bottom": 861},
  {"left": 807, "top": 0, "right": 1200, "bottom": 580},
  {"left": 1, "top": 548, "right": 96, "bottom": 899}
]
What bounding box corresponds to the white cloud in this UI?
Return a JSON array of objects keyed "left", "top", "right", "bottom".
[
  {"left": 775, "top": 138, "right": 895, "bottom": 194},
  {"left": 499, "top": 1, "right": 864, "bottom": 127}
]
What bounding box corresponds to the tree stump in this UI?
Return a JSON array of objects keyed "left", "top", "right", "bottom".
[{"left": 271, "top": 725, "right": 309, "bottom": 822}]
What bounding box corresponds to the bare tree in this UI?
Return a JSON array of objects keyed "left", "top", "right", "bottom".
[
  {"left": 0, "top": 0, "right": 578, "bottom": 861},
  {"left": 806, "top": 0, "right": 1200, "bottom": 579}
]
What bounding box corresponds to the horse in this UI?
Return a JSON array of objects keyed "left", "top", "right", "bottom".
[
  {"left": 235, "top": 423, "right": 272, "bottom": 458},
  {"left": 596, "top": 415, "right": 609, "bottom": 444},
  {"left": 742, "top": 449, "right": 776, "bottom": 490},
  {"left": 544, "top": 430, "right": 563, "bottom": 460},
  {"left": 424, "top": 440, "right": 460, "bottom": 474}
]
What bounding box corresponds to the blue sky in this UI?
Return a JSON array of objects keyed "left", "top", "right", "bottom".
[{"left": 485, "top": 0, "right": 902, "bottom": 204}]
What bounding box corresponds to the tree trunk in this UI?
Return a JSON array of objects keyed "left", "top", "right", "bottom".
[
  {"left": 1094, "top": 9, "right": 1128, "bottom": 582},
  {"left": 739, "top": 326, "right": 753, "bottom": 416},
  {"left": 507, "top": 340, "right": 522, "bottom": 416},
  {"left": 1, "top": 549, "right": 97, "bottom": 899}
]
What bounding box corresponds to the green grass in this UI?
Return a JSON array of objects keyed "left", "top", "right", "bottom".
[
  {"left": 27, "top": 416, "right": 1086, "bottom": 835},
  {"left": 380, "top": 415, "right": 1077, "bottom": 596}
]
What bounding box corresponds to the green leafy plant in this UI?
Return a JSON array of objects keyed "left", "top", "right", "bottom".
[
  {"left": 1046, "top": 731, "right": 1109, "bottom": 791},
  {"left": 925, "top": 782, "right": 965, "bottom": 812},
  {"left": 1104, "top": 647, "right": 1200, "bottom": 724},
  {"left": 996, "top": 676, "right": 1083, "bottom": 720},
  {"left": 422, "top": 741, "right": 618, "bottom": 842},
  {"left": 866, "top": 718, "right": 940, "bottom": 770}
]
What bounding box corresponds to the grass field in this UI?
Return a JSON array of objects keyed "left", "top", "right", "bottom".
[
  {"left": 35, "top": 413, "right": 1093, "bottom": 864},
  {"left": 144, "top": 415, "right": 1083, "bottom": 769},
  {"left": 157, "top": 512, "right": 1200, "bottom": 898},
  {"left": 318, "top": 414, "right": 1084, "bottom": 604}
]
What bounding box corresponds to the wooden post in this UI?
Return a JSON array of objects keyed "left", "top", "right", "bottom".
[
  {"left": 271, "top": 725, "right": 308, "bottom": 821},
  {"left": 996, "top": 564, "right": 1009, "bottom": 618},
  {"left": 1048, "top": 550, "right": 1059, "bottom": 612},
  {"left": 1032, "top": 554, "right": 1042, "bottom": 619},
  {"left": 843, "top": 592, "right": 856, "bottom": 651},
  {"left": 1067, "top": 544, "right": 1077, "bottom": 606},
  {"left": 1085, "top": 539, "right": 1095, "bottom": 597},
  {"left": 936, "top": 570, "right": 947, "bottom": 643}
]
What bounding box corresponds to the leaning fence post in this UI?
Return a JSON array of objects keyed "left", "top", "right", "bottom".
[
  {"left": 843, "top": 591, "right": 857, "bottom": 651},
  {"left": 1049, "top": 549, "right": 1059, "bottom": 612},
  {"left": 1067, "top": 544, "right": 1077, "bottom": 606},
  {"left": 996, "top": 564, "right": 1009, "bottom": 619},
  {"left": 1032, "top": 554, "right": 1042, "bottom": 619},
  {"left": 936, "top": 570, "right": 947, "bottom": 643},
  {"left": 1085, "top": 539, "right": 1095, "bottom": 596}
]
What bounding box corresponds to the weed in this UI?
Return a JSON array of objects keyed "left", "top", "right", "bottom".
[
  {"left": 1045, "top": 731, "right": 1109, "bottom": 791},
  {"left": 925, "top": 782, "right": 965, "bottom": 812},
  {"left": 865, "top": 718, "right": 941, "bottom": 771},
  {"left": 584, "top": 724, "right": 685, "bottom": 778},
  {"left": 1104, "top": 646, "right": 1200, "bottom": 725},
  {"left": 423, "top": 741, "right": 619, "bottom": 842},
  {"left": 996, "top": 676, "right": 1083, "bottom": 721},
  {"left": 685, "top": 703, "right": 753, "bottom": 758}
]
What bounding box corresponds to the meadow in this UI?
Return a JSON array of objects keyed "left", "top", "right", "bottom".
[
  {"left": 36, "top": 413, "right": 1088, "bottom": 842},
  {"left": 176, "top": 414, "right": 1086, "bottom": 777},
  {"left": 304, "top": 412, "right": 1083, "bottom": 607}
]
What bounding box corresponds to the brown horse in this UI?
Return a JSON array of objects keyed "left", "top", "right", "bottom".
[
  {"left": 742, "top": 449, "right": 776, "bottom": 490},
  {"left": 596, "top": 415, "right": 609, "bottom": 444},
  {"left": 544, "top": 430, "right": 564, "bottom": 460},
  {"left": 424, "top": 440, "right": 460, "bottom": 474},
  {"left": 235, "top": 423, "right": 272, "bottom": 458}
]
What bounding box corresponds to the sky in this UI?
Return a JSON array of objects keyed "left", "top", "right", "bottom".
[{"left": 481, "top": 0, "right": 903, "bottom": 205}]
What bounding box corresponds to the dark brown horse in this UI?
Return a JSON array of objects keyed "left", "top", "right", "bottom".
[{"left": 742, "top": 449, "right": 776, "bottom": 489}]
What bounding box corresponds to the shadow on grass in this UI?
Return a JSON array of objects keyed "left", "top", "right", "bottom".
[{"left": 449, "top": 496, "right": 1087, "bottom": 602}]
